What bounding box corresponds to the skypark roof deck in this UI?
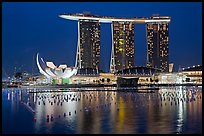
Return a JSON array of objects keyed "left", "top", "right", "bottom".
[{"left": 59, "top": 13, "right": 171, "bottom": 23}]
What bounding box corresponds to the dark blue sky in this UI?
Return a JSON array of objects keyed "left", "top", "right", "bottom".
[{"left": 2, "top": 2, "right": 202, "bottom": 77}]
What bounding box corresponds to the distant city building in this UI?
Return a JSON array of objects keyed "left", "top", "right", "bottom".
[
  {"left": 75, "top": 19, "right": 100, "bottom": 70},
  {"left": 110, "top": 21, "right": 134, "bottom": 73},
  {"left": 169, "top": 63, "right": 174, "bottom": 73},
  {"left": 146, "top": 15, "right": 170, "bottom": 72}
]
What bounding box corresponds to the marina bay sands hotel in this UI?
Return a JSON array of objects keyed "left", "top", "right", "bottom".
[{"left": 59, "top": 13, "right": 171, "bottom": 73}]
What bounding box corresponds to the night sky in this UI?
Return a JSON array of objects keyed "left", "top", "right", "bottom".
[{"left": 2, "top": 2, "right": 202, "bottom": 77}]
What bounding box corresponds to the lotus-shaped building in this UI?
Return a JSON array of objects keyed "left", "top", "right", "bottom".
[{"left": 36, "top": 53, "right": 77, "bottom": 79}]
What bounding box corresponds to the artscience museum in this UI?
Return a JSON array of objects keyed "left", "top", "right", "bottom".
[{"left": 36, "top": 53, "right": 77, "bottom": 84}]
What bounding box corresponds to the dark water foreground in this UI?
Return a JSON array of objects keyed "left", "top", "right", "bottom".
[{"left": 2, "top": 86, "right": 202, "bottom": 134}]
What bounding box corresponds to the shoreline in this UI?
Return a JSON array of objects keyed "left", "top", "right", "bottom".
[
  {"left": 2, "top": 83, "right": 202, "bottom": 93},
  {"left": 16, "top": 83, "right": 202, "bottom": 89}
]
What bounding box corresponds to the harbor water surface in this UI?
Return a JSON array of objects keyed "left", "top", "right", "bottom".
[{"left": 2, "top": 86, "right": 202, "bottom": 134}]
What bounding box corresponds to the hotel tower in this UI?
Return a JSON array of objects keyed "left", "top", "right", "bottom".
[
  {"left": 146, "top": 15, "right": 170, "bottom": 72},
  {"left": 110, "top": 21, "right": 135, "bottom": 73},
  {"left": 75, "top": 19, "right": 100, "bottom": 69},
  {"left": 59, "top": 13, "right": 170, "bottom": 73}
]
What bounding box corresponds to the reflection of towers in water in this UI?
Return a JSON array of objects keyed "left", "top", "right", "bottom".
[
  {"left": 146, "top": 88, "right": 173, "bottom": 133},
  {"left": 77, "top": 91, "right": 103, "bottom": 133},
  {"left": 75, "top": 19, "right": 100, "bottom": 69},
  {"left": 110, "top": 21, "right": 134, "bottom": 73},
  {"left": 146, "top": 16, "right": 170, "bottom": 72}
]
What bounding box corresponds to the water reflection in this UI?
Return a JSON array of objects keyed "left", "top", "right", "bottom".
[{"left": 2, "top": 86, "right": 202, "bottom": 134}]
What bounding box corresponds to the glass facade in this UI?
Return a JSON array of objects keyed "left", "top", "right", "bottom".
[
  {"left": 110, "top": 21, "right": 134, "bottom": 73},
  {"left": 77, "top": 19, "right": 100, "bottom": 69},
  {"left": 63, "top": 14, "right": 170, "bottom": 73},
  {"left": 146, "top": 16, "right": 170, "bottom": 72}
]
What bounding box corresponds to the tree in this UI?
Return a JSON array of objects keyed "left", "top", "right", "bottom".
[
  {"left": 186, "top": 78, "right": 190, "bottom": 82},
  {"left": 14, "top": 72, "right": 23, "bottom": 79},
  {"left": 155, "top": 79, "right": 159, "bottom": 83},
  {"left": 107, "top": 78, "right": 110, "bottom": 83},
  {"left": 101, "top": 78, "right": 105, "bottom": 82}
]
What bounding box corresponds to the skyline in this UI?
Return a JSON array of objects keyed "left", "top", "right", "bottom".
[{"left": 2, "top": 2, "right": 202, "bottom": 77}]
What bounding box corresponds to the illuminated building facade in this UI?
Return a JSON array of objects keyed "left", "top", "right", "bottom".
[
  {"left": 181, "top": 65, "right": 202, "bottom": 83},
  {"left": 169, "top": 63, "right": 174, "bottom": 73},
  {"left": 59, "top": 13, "right": 171, "bottom": 73},
  {"left": 36, "top": 53, "right": 77, "bottom": 80},
  {"left": 146, "top": 16, "right": 170, "bottom": 72},
  {"left": 110, "top": 21, "right": 134, "bottom": 73},
  {"left": 75, "top": 19, "right": 100, "bottom": 69}
]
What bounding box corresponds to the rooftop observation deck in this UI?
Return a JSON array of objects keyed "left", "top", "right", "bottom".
[{"left": 59, "top": 13, "right": 171, "bottom": 23}]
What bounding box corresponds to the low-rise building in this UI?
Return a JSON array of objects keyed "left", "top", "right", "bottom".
[{"left": 180, "top": 65, "right": 202, "bottom": 84}]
